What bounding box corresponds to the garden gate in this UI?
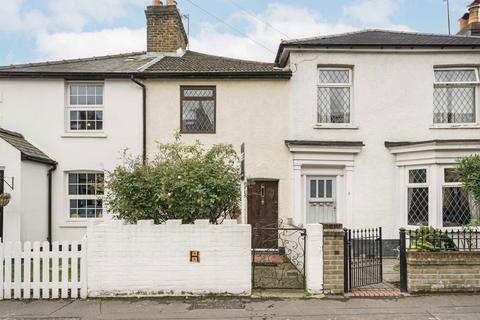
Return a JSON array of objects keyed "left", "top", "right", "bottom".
[
  {"left": 252, "top": 222, "right": 306, "bottom": 289},
  {"left": 344, "top": 228, "right": 383, "bottom": 292}
]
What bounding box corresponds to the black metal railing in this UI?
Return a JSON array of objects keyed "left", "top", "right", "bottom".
[
  {"left": 406, "top": 228, "right": 480, "bottom": 252},
  {"left": 344, "top": 228, "right": 383, "bottom": 292},
  {"left": 399, "top": 227, "right": 480, "bottom": 293}
]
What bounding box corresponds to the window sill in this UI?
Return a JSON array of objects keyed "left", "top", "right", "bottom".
[
  {"left": 430, "top": 124, "right": 480, "bottom": 129},
  {"left": 61, "top": 132, "right": 108, "bottom": 138},
  {"left": 313, "top": 124, "right": 359, "bottom": 130}
]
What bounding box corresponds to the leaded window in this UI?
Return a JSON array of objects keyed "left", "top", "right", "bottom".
[
  {"left": 442, "top": 168, "right": 477, "bottom": 227},
  {"left": 68, "top": 84, "right": 104, "bottom": 131},
  {"left": 407, "top": 169, "right": 429, "bottom": 226},
  {"left": 317, "top": 68, "right": 352, "bottom": 124},
  {"left": 181, "top": 86, "right": 216, "bottom": 133},
  {"left": 433, "top": 69, "right": 479, "bottom": 124},
  {"left": 68, "top": 172, "right": 104, "bottom": 219}
]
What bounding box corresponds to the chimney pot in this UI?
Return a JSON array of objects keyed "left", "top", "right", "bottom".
[
  {"left": 152, "top": 0, "right": 162, "bottom": 5},
  {"left": 167, "top": 0, "right": 177, "bottom": 6}
]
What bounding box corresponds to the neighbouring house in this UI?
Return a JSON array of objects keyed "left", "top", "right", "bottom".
[
  {"left": 0, "top": 52, "right": 150, "bottom": 241},
  {"left": 278, "top": 1, "right": 480, "bottom": 252}
]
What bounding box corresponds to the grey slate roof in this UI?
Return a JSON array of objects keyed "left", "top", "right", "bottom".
[
  {"left": 0, "top": 52, "right": 153, "bottom": 74},
  {"left": 0, "top": 50, "right": 291, "bottom": 78},
  {"left": 0, "top": 128, "right": 56, "bottom": 165},
  {"left": 276, "top": 30, "right": 480, "bottom": 64},
  {"left": 145, "top": 51, "right": 285, "bottom": 74}
]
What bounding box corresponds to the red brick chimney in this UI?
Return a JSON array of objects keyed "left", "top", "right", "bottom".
[{"left": 145, "top": 0, "right": 188, "bottom": 53}]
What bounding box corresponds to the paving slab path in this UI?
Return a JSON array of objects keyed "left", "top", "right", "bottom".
[{"left": 0, "top": 294, "right": 480, "bottom": 320}]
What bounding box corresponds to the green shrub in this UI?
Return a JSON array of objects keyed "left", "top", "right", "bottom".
[
  {"left": 409, "top": 226, "right": 457, "bottom": 252},
  {"left": 106, "top": 134, "right": 241, "bottom": 224}
]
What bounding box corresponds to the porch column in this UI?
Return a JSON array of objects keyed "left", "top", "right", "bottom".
[{"left": 345, "top": 166, "right": 354, "bottom": 228}]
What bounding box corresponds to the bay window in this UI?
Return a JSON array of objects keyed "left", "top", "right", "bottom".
[{"left": 407, "top": 169, "right": 429, "bottom": 226}]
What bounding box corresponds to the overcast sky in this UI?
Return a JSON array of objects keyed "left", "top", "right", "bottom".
[{"left": 0, "top": 0, "right": 472, "bottom": 65}]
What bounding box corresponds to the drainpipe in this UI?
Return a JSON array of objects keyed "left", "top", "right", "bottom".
[
  {"left": 131, "top": 76, "right": 147, "bottom": 163},
  {"left": 47, "top": 163, "right": 57, "bottom": 244}
]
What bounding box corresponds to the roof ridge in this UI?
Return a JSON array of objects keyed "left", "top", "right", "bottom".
[
  {"left": 0, "top": 128, "right": 24, "bottom": 138},
  {"left": 282, "top": 29, "right": 480, "bottom": 45},
  {"left": 0, "top": 51, "right": 147, "bottom": 70}
]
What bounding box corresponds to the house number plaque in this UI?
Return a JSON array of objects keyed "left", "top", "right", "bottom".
[{"left": 190, "top": 251, "right": 200, "bottom": 263}]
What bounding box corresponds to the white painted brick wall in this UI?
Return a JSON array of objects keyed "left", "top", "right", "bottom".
[
  {"left": 306, "top": 224, "right": 324, "bottom": 294},
  {"left": 86, "top": 220, "right": 251, "bottom": 297}
]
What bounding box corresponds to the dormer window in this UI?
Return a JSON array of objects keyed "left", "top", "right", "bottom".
[
  {"left": 433, "top": 68, "right": 479, "bottom": 124},
  {"left": 68, "top": 83, "right": 104, "bottom": 131}
]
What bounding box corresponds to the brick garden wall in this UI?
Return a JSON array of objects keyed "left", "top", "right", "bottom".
[
  {"left": 322, "top": 224, "right": 344, "bottom": 294},
  {"left": 407, "top": 251, "right": 480, "bottom": 293}
]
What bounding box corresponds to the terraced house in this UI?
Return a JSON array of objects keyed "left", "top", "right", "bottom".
[
  {"left": 0, "top": 1, "right": 291, "bottom": 242},
  {"left": 1, "top": 0, "right": 480, "bottom": 250}
]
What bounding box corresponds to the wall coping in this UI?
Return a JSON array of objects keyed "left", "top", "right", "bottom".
[{"left": 407, "top": 251, "right": 480, "bottom": 265}]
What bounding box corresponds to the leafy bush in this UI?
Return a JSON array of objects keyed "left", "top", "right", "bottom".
[
  {"left": 106, "top": 135, "right": 241, "bottom": 224},
  {"left": 409, "top": 226, "right": 457, "bottom": 252},
  {"left": 457, "top": 155, "right": 480, "bottom": 208}
]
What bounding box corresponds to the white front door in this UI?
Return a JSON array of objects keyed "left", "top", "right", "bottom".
[{"left": 306, "top": 176, "right": 336, "bottom": 224}]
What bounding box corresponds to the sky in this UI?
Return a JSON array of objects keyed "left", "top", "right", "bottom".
[{"left": 0, "top": 0, "right": 473, "bottom": 65}]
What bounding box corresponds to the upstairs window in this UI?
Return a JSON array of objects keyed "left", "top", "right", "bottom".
[
  {"left": 68, "top": 84, "right": 104, "bottom": 131},
  {"left": 317, "top": 68, "right": 352, "bottom": 124},
  {"left": 433, "top": 68, "right": 479, "bottom": 124},
  {"left": 180, "top": 86, "right": 216, "bottom": 133}
]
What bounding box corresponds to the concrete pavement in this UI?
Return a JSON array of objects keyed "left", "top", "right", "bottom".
[{"left": 0, "top": 294, "right": 479, "bottom": 319}]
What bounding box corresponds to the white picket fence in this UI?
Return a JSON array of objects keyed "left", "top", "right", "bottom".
[{"left": 0, "top": 240, "right": 87, "bottom": 300}]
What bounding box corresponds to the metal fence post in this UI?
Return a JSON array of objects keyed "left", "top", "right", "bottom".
[
  {"left": 343, "top": 228, "right": 349, "bottom": 293},
  {"left": 399, "top": 228, "right": 408, "bottom": 293}
]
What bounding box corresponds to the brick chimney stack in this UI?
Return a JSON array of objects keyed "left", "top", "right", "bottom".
[
  {"left": 458, "top": 0, "right": 480, "bottom": 36},
  {"left": 145, "top": 0, "right": 188, "bottom": 53}
]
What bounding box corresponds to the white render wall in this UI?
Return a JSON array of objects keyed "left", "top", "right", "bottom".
[
  {"left": 288, "top": 50, "right": 480, "bottom": 239},
  {"left": 0, "top": 79, "right": 143, "bottom": 241},
  {"left": 305, "top": 224, "right": 324, "bottom": 294},
  {"left": 86, "top": 220, "right": 251, "bottom": 297},
  {"left": 20, "top": 161, "right": 49, "bottom": 242},
  {"left": 0, "top": 141, "right": 22, "bottom": 241}
]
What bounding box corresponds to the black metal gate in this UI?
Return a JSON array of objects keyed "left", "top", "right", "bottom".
[
  {"left": 344, "top": 227, "right": 383, "bottom": 292},
  {"left": 252, "top": 222, "right": 306, "bottom": 289}
]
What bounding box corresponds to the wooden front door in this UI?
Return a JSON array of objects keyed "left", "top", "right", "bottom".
[{"left": 248, "top": 180, "right": 279, "bottom": 249}]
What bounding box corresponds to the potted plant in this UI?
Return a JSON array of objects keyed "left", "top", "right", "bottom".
[{"left": 0, "top": 193, "right": 11, "bottom": 208}]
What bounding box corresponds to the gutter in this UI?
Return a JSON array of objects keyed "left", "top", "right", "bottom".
[
  {"left": 0, "top": 71, "right": 292, "bottom": 80},
  {"left": 130, "top": 77, "right": 147, "bottom": 163},
  {"left": 47, "top": 163, "right": 57, "bottom": 244}
]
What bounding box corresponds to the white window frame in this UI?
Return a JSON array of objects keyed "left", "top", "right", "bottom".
[
  {"left": 433, "top": 67, "right": 480, "bottom": 126},
  {"left": 67, "top": 171, "right": 105, "bottom": 220},
  {"left": 66, "top": 82, "right": 105, "bottom": 133},
  {"left": 317, "top": 67, "right": 353, "bottom": 125},
  {"left": 406, "top": 167, "right": 430, "bottom": 227}
]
